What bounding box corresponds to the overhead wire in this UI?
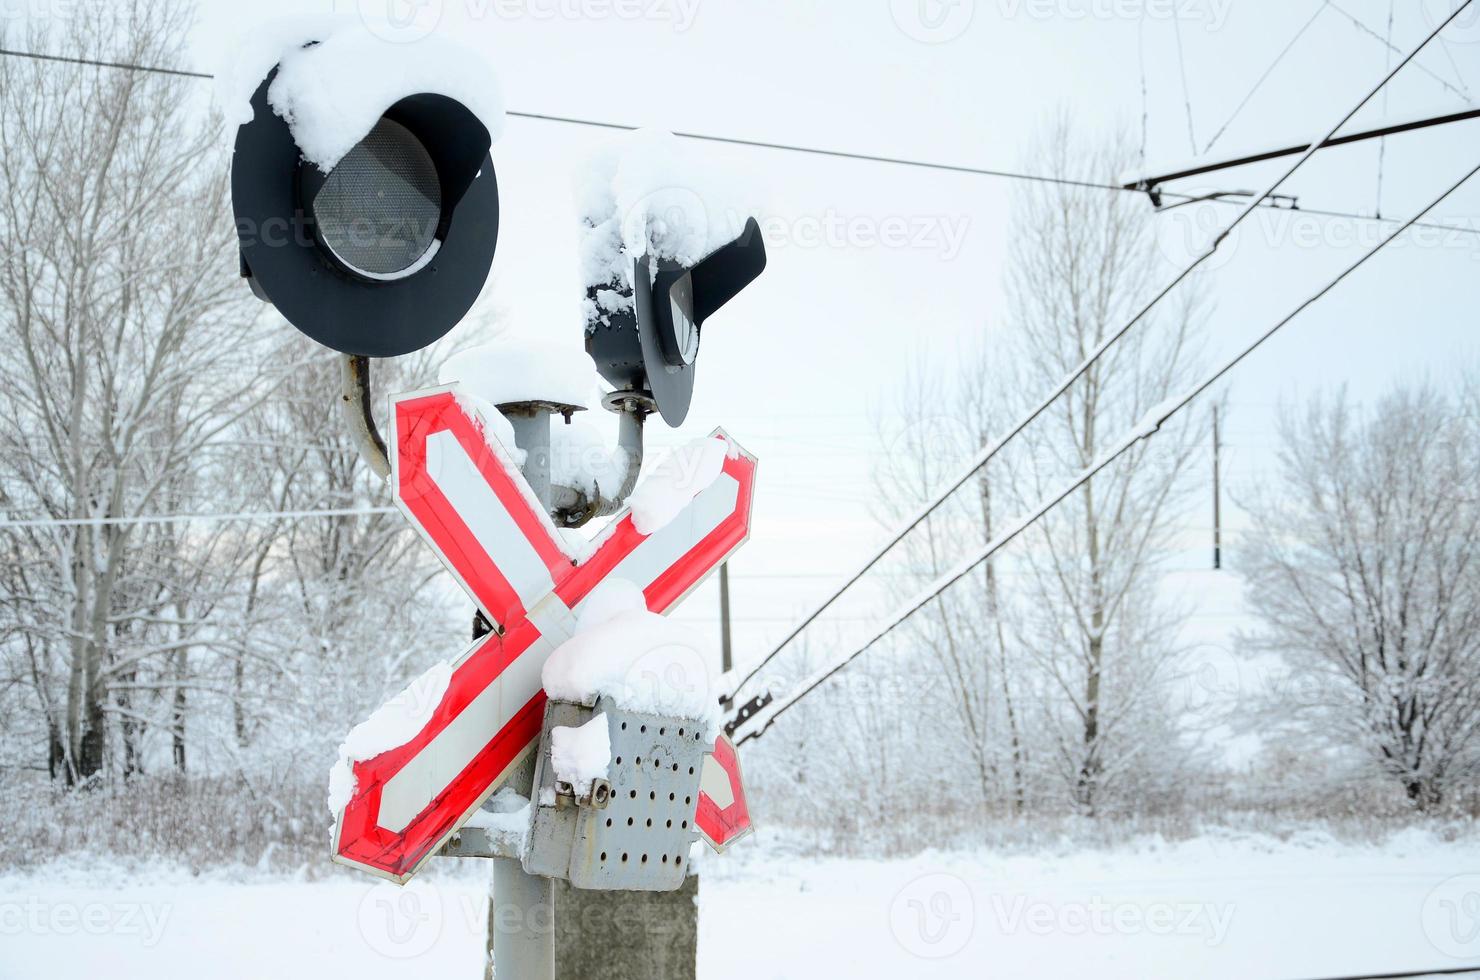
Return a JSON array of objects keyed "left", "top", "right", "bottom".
[
  {"left": 0, "top": 507, "right": 399, "bottom": 530},
  {"left": 1286, "top": 963, "right": 1480, "bottom": 980},
  {"left": 1203, "top": 1, "right": 1328, "bottom": 154},
  {"left": 724, "top": 0, "right": 1476, "bottom": 703},
  {"left": 1323, "top": 0, "right": 1473, "bottom": 101},
  {"left": 0, "top": 45, "right": 1471, "bottom": 238},
  {"left": 1137, "top": 10, "right": 1151, "bottom": 167},
  {"left": 731, "top": 153, "right": 1480, "bottom": 744},
  {"left": 0, "top": 45, "right": 1193, "bottom": 197},
  {"left": 1375, "top": 0, "right": 1396, "bottom": 217},
  {"left": 1172, "top": 7, "right": 1200, "bottom": 153},
  {"left": 0, "top": 21, "right": 1474, "bottom": 555}
]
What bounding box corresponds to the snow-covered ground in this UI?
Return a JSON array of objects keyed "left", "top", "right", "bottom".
[{"left": 3, "top": 830, "right": 1477, "bottom": 979}]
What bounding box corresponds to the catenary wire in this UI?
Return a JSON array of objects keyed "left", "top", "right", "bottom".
[
  {"left": 0, "top": 23, "right": 1473, "bottom": 544},
  {"left": 723, "top": 0, "right": 1474, "bottom": 701},
  {"left": 0, "top": 45, "right": 1473, "bottom": 239},
  {"left": 730, "top": 153, "right": 1480, "bottom": 744},
  {"left": 1172, "top": 6, "right": 1200, "bottom": 153},
  {"left": 1285, "top": 964, "right": 1480, "bottom": 980},
  {"left": 0, "top": 507, "right": 398, "bottom": 529},
  {"left": 1203, "top": 1, "right": 1328, "bottom": 154},
  {"left": 1323, "top": 0, "right": 1473, "bottom": 102}
]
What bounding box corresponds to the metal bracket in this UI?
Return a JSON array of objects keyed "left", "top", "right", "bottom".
[
  {"left": 339, "top": 354, "right": 390, "bottom": 479},
  {"left": 442, "top": 825, "right": 524, "bottom": 861},
  {"left": 436, "top": 752, "right": 538, "bottom": 860},
  {"left": 524, "top": 697, "right": 708, "bottom": 891},
  {"left": 723, "top": 691, "right": 773, "bottom": 740},
  {"left": 502, "top": 393, "right": 650, "bottom": 529}
]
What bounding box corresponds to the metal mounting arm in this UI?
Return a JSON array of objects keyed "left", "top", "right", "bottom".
[
  {"left": 339, "top": 354, "right": 391, "bottom": 480},
  {"left": 546, "top": 390, "right": 653, "bottom": 527},
  {"left": 1122, "top": 107, "right": 1480, "bottom": 194}
]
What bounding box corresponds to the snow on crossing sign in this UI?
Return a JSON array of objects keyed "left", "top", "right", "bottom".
[{"left": 331, "top": 387, "right": 757, "bottom": 882}]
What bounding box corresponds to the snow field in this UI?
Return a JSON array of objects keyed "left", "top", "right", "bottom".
[{"left": 3, "top": 830, "right": 1478, "bottom": 979}]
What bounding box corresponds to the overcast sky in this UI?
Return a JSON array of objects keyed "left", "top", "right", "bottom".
[{"left": 172, "top": 1, "right": 1480, "bottom": 693}]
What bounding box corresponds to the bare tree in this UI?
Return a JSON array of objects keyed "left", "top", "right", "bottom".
[
  {"left": 0, "top": 2, "right": 276, "bottom": 782},
  {"left": 864, "top": 120, "right": 1208, "bottom": 820},
  {"left": 1002, "top": 118, "right": 1208, "bottom": 815},
  {"left": 871, "top": 352, "right": 1030, "bottom": 820},
  {"left": 1242, "top": 380, "right": 1480, "bottom": 811}
]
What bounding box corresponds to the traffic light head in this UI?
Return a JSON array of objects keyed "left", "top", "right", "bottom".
[
  {"left": 232, "top": 71, "right": 499, "bottom": 357},
  {"left": 588, "top": 217, "right": 766, "bottom": 426}
]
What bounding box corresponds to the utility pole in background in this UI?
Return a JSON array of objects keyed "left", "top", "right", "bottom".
[{"left": 1212, "top": 405, "right": 1222, "bottom": 571}]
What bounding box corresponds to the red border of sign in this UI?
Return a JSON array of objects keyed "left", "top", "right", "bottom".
[{"left": 694, "top": 733, "right": 753, "bottom": 852}]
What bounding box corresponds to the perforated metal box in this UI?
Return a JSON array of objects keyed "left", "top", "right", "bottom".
[{"left": 523, "top": 696, "right": 708, "bottom": 891}]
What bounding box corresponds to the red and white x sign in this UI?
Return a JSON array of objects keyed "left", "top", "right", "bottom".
[{"left": 331, "top": 387, "right": 757, "bottom": 882}]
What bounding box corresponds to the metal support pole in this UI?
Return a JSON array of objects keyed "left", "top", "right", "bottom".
[
  {"left": 505, "top": 408, "right": 554, "bottom": 507},
  {"left": 491, "top": 855, "right": 554, "bottom": 980},
  {"left": 487, "top": 404, "right": 558, "bottom": 980},
  {"left": 339, "top": 354, "right": 390, "bottom": 480},
  {"left": 468, "top": 396, "right": 697, "bottom": 980}
]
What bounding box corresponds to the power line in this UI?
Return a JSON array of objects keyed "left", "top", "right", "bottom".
[
  {"left": 1201, "top": 196, "right": 1478, "bottom": 238},
  {"left": 724, "top": 2, "right": 1473, "bottom": 703},
  {"left": 729, "top": 154, "right": 1480, "bottom": 745},
  {"left": 498, "top": 108, "right": 1164, "bottom": 195},
  {"left": 0, "top": 45, "right": 211, "bottom": 79},
  {"left": 1172, "top": 7, "right": 1200, "bottom": 154},
  {"left": 1287, "top": 964, "right": 1480, "bottom": 980},
  {"left": 1203, "top": 1, "right": 1328, "bottom": 154},
  {"left": 1323, "top": 0, "right": 1473, "bottom": 102},
  {"left": 0, "top": 506, "right": 397, "bottom": 530},
  {"left": 530, "top": 108, "right": 1480, "bottom": 239},
  {"left": 0, "top": 42, "right": 1471, "bottom": 242},
  {"left": 1137, "top": 12, "right": 1151, "bottom": 166},
  {"left": 723, "top": 565, "right": 1234, "bottom": 580},
  {"left": 1375, "top": 0, "right": 1396, "bottom": 218},
  {"left": 0, "top": 44, "right": 1127, "bottom": 194}
]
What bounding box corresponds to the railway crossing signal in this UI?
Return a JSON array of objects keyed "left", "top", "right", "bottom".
[{"left": 331, "top": 387, "right": 757, "bottom": 882}]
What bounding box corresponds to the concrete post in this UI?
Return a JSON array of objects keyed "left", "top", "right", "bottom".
[{"left": 553, "top": 876, "right": 700, "bottom": 980}]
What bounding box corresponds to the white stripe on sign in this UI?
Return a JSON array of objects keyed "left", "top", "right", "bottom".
[
  {"left": 525, "top": 592, "right": 582, "bottom": 646},
  {"left": 699, "top": 753, "right": 734, "bottom": 809},
  {"left": 608, "top": 475, "right": 740, "bottom": 590},
  {"left": 377, "top": 593, "right": 579, "bottom": 834},
  {"left": 425, "top": 431, "right": 556, "bottom": 612}
]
